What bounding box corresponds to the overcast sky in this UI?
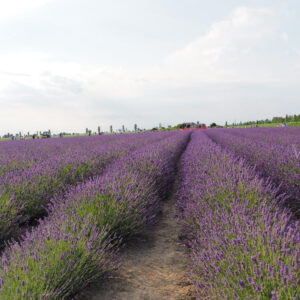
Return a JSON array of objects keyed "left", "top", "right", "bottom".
[{"left": 0, "top": 0, "right": 299, "bottom": 134}]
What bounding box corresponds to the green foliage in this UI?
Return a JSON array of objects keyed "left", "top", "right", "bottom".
[{"left": 230, "top": 114, "right": 300, "bottom": 127}]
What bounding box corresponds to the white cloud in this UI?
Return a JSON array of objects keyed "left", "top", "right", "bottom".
[
  {"left": 0, "top": 0, "right": 55, "bottom": 20},
  {"left": 0, "top": 6, "right": 299, "bottom": 133},
  {"left": 154, "top": 7, "right": 300, "bottom": 86}
]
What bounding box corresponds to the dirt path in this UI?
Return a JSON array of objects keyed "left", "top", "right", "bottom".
[{"left": 80, "top": 186, "right": 195, "bottom": 300}]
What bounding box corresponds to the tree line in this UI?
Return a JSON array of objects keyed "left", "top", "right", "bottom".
[{"left": 227, "top": 114, "right": 300, "bottom": 126}]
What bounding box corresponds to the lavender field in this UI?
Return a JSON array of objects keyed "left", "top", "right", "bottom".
[{"left": 0, "top": 129, "right": 299, "bottom": 299}]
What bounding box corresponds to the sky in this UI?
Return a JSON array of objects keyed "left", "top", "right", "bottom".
[{"left": 0, "top": 0, "right": 299, "bottom": 134}]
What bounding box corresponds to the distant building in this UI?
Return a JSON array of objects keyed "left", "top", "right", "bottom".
[{"left": 179, "top": 122, "right": 207, "bottom": 130}]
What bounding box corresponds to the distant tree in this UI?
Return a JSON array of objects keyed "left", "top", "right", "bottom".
[
  {"left": 229, "top": 113, "right": 300, "bottom": 127},
  {"left": 122, "top": 125, "right": 125, "bottom": 132},
  {"left": 110, "top": 125, "right": 113, "bottom": 133},
  {"left": 210, "top": 122, "right": 217, "bottom": 128},
  {"left": 98, "top": 126, "right": 101, "bottom": 134},
  {"left": 134, "top": 124, "right": 137, "bottom": 132}
]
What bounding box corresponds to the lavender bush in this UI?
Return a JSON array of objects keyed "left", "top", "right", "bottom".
[
  {"left": 0, "top": 131, "right": 190, "bottom": 299},
  {"left": 0, "top": 132, "right": 173, "bottom": 243},
  {"left": 206, "top": 128, "right": 300, "bottom": 214},
  {"left": 177, "top": 132, "right": 299, "bottom": 299},
  {"left": 0, "top": 136, "right": 118, "bottom": 176}
]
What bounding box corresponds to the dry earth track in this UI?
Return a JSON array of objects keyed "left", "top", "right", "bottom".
[{"left": 80, "top": 182, "right": 196, "bottom": 300}]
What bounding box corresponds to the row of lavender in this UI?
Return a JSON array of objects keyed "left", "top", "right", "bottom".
[
  {"left": 205, "top": 128, "right": 300, "bottom": 215},
  {"left": 0, "top": 136, "right": 122, "bottom": 176},
  {"left": 177, "top": 132, "right": 299, "bottom": 299},
  {"left": 218, "top": 127, "right": 300, "bottom": 145},
  {"left": 0, "top": 132, "right": 190, "bottom": 299},
  {"left": 0, "top": 132, "right": 172, "bottom": 244}
]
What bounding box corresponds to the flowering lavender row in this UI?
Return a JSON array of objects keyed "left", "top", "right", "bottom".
[
  {"left": 0, "top": 131, "right": 190, "bottom": 299},
  {"left": 220, "top": 127, "right": 300, "bottom": 145},
  {"left": 0, "top": 135, "right": 120, "bottom": 176},
  {"left": 205, "top": 128, "right": 300, "bottom": 215},
  {"left": 177, "top": 131, "right": 299, "bottom": 299},
  {"left": 0, "top": 132, "right": 173, "bottom": 243}
]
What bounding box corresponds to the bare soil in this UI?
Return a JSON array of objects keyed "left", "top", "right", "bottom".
[{"left": 80, "top": 189, "right": 195, "bottom": 300}]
